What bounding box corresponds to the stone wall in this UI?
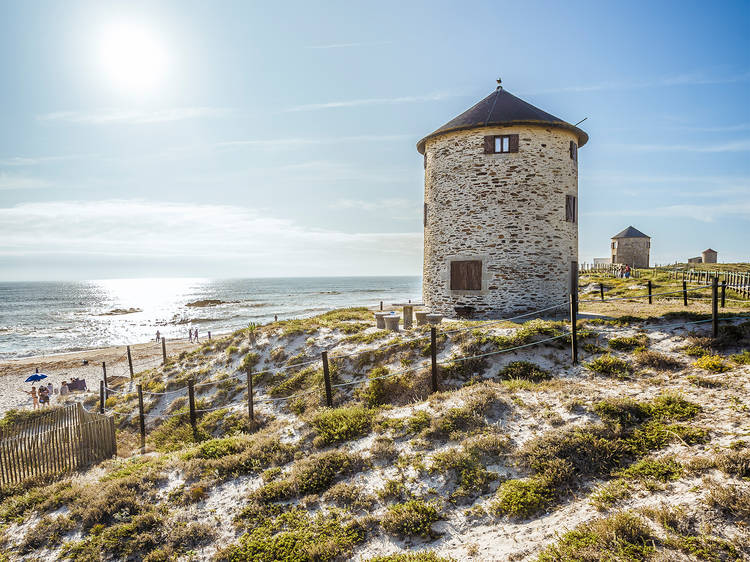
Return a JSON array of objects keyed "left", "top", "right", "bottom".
[
  {"left": 702, "top": 251, "right": 717, "bottom": 263},
  {"left": 422, "top": 125, "right": 579, "bottom": 318},
  {"left": 612, "top": 238, "right": 650, "bottom": 268}
]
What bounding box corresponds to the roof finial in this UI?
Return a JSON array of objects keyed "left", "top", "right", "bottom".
[{"left": 496, "top": 77, "right": 502, "bottom": 90}]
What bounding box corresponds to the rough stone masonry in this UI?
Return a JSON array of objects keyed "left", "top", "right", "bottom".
[{"left": 422, "top": 125, "right": 580, "bottom": 318}]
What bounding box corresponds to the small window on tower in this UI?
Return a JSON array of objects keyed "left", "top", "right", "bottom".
[
  {"left": 570, "top": 141, "right": 578, "bottom": 162},
  {"left": 450, "top": 260, "right": 482, "bottom": 291},
  {"left": 484, "top": 134, "right": 519, "bottom": 154},
  {"left": 565, "top": 195, "right": 577, "bottom": 223}
]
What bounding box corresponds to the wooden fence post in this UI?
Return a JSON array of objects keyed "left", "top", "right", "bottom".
[
  {"left": 322, "top": 351, "right": 333, "bottom": 407},
  {"left": 599, "top": 283, "right": 604, "bottom": 301},
  {"left": 682, "top": 281, "right": 688, "bottom": 306},
  {"left": 161, "top": 338, "right": 167, "bottom": 365},
  {"left": 102, "top": 362, "right": 108, "bottom": 400},
  {"left": 99, "top": 381, "right": 105, "bottom": 414},
  {"left": 648, "top": 280, "right": 652, "bottom": 304},
  {"left": 430, "top": 326, "right": 439, "bottom": 393},
  {"left": 188, "top": 379, "right": 197, "bottom": 441},
  {"left": 721, "top": 280, "right": 726, "bottom": 308},
  {"left": 246, "top": 372, "right": 254, "bottom": 422},
  {"left": 137, "top": 384, "right": 145, "bottom": 454},
  {"left": 208, "top": 331, "right": 211, "bottom": 341},
  {"left": 570, "top": 294, "right": 578, "bottom": 364},
  {"left": 126, "top": 346, "right": 134, "bottom": 378},
  {"left": 712, "top": 277, "right": 719, "bottom": 338}
]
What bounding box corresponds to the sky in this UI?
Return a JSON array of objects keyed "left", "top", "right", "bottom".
[{"left": 0, "top": 0, "right": 748, "bottom": 281}]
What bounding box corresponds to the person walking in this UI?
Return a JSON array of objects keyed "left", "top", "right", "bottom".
[
  {"left": 194, "top": 328, "right": 199, "bottom": 342},
  {"left": 156, "top": 330, "right": 161, "bottom": 342},
  {"left": 60, "top": 380, "right": 69, "bottom": 398},
  {"left": 38, "top": 386, "right": 49, "bottom": 408},
  {"left": 188, "top": 329, "right": 193, "bottom": 343}
]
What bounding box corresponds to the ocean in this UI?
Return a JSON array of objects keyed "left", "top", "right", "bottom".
[{"left": 0, "top": 276, "right": 422, "bottom": 359}]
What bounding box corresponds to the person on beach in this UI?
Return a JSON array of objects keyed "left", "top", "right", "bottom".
[
  {"left": 188, "top": 329, "right": 193, "bottom": 343},
  {"left": 625, "top": 265, "right": 631, "bottom": 279},
  {"left": 38, "top": 387, "right": 49, "bottom": 407},
  {"left": 156, "top": 330, "right": 161, "bottom": 342},
  {"left": 194, "top": 328, "right": 199, "bottom": 342},
  {"left": 60, "top": 380, "right": 69, "bottom": 398},
  {"left": 23, "top": 386, "right": 39, "bottom": 409},
  {"left": 47, "top": 382, "right": 54, "bottom": 396}
]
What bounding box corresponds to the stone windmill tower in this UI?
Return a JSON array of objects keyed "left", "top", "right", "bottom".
[{"left": 417, "top": 80, "right": 588, "bottom": 318}]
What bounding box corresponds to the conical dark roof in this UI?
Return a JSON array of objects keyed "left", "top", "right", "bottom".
[
  {"left": 612, "top": 226, "right": 650, "bottom": 239},
  {"left": 416, "top": 87, "right": 588, "bottom": 154}
]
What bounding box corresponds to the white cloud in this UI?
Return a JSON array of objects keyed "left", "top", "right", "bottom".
[
  {"left": 0, "top": 154, "right": 95, "bottom": 166},
  {"left": 37, "top": 107, "right": 233, "bottom": 124},
  {"left": 525, "top": 69, "right": 750, "bottom": 95},
  {"left": 285, "top": 92, "right": 461, "bottom": 112},
  {"left": 614, "top": 139, "right": 750, "bottom": 153},
  {"left": 305, "top": 41, "right": 393, "bottom": 49},
  {"left": 0, "top": 200, "right": 422, "bottom": 266},
  {"left": 585, "top": 201, "right": 750, "bottom": 222},
  {"left": 0, "top": 173, "right": 53, "bottom": 190},
  {"left": 330, "top": 198, "right": 419, "bottom": 220},
  {"left": 214, "top": 134, "right": 412, "bottom": 149}
]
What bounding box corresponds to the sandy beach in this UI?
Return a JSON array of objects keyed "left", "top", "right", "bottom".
[{"left": 0, "top": 337, "right": 200, "bottom": 414}]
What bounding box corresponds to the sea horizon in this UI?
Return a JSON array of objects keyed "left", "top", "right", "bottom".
[{"left": 0, "top": 275, "right": 422, "bottom": 360}]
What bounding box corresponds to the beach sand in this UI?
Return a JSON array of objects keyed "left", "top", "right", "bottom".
[{"left": 0, "top": 338, "right": 200, "bottom": 415}]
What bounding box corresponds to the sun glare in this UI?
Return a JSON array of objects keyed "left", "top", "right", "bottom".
[{"left": 99, "top": 22, "right": 168, "bottom": 93}]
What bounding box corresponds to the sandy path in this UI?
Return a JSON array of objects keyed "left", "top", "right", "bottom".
[{"left": 0, "top": 338, "right": 200, "bottom": 415}]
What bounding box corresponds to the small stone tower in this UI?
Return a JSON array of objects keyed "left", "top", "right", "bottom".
[
  {"left": 611, "top": 226, "right": 650, "bottom": 268},
  {"left": 418, "top": 80, "right": 588, "bottom": 318},
  {"left": 702, "top": 248, "right": 717, "bottom": 263}
]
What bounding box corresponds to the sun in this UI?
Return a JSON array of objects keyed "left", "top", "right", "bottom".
[{"left": 98, "top": 22, "right": 169, "bottom": 94}]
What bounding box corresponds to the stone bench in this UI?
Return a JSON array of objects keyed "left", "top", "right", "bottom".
[
  {"left": 415, "top": 311, "right": 428, "bottom": 327},
  {"left": 426, "top": 313, "right": 443, "bottom": 326},
  {"left": 383, "top": 315, "right": 401, "bottom": 332},
  {"left": 374, "top": 312, "right": 390, "bottom": 329}
]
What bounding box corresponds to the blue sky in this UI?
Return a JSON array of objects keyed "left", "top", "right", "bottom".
[{"left": 0, "top": 0, "right": 748, "bottom": 280}]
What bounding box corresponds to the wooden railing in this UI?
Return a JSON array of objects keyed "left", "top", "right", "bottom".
[{"left": 0, "top": 403, "right": 116, "bottom": 488}]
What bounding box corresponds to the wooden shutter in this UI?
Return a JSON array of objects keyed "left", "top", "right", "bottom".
[
  {"left": 570, "top": 141, "right": 577, "bottom": 161},
  {"left": 508, "top": 134, "right": 519, "bottom": 153},
  {"left": 565, "top": 195, "right": 577, "bottom": 222},
  {"left": 450, "top": 260, "right": 482, "bottom": 290},
  {"left": 483, "top": 136, "right": 495, "bottom": 154}
]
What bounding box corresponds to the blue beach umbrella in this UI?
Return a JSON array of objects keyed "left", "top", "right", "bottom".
[{"left": 25, "top": 373, "right": 48, "bottom": 383}]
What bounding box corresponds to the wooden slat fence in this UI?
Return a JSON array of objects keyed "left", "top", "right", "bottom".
[
  {"left": 0, "top": 403, "right": 116, "bottom": 488},
  {"left": 669, "top": 269, "right": 750, "bottom": 298}
]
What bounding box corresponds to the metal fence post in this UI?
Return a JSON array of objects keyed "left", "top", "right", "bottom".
[
  {"left": 188, "top": 378, "right": 197, "bottom": 441},
  {"left": 430, "top": 326, "right": 439, "bottom": 392},
  {"left": 126, "top": 345, "right": 134, "bottom": 378},
  {"left": 322, "top": 351, "right": 333, "bottom": 407},
  {"left": 712, "top": 277, "right": 719, "bottom": 338},
  {"left": 570, "top": 294, "right": 578, "bottom": 364},
  {"left": 137, "top": 384, "right": 146, "bottom": 454}
]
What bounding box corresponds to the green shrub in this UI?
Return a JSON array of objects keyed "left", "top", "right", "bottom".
[
  {"left": 491, "top": 477, "right": 554, "bottom": 518},
  {"left": 217, "top": 508, "right": 366, "bottom": 561},
  {"left": 311, "top": 406, "right": 374, "bottom": 446},
  {"left": 240, "top": 352, "right": 260, "bottom": 373},
  {"left": 634, "top": 349, "right": 683, "bottom": 371},
  {"left": 381, "top": 500, "right": 441, "bottom": 539},
  {"left": 608, "top": 335, "right": 648, "bottom": 351},
  {"left": 615, "top": 457, "right": 683, "bottom": 482},
  {"left": 585, "top": 354, "right": 632, "bottom": 378},
  {"left": 430, "top": 448, "right": 496, "bottom": 500},
  {"left": 594, "top": 398, "right": 650, "bottom": 426},
  {"left": 497, "top": 361, "right": 551, "bottom": 382},
  {"left": 536, "top": 511, "right": 655, "bottom": 561},
  {"left": 366, "top": 553, "right": 456, "bottom": 562},
  {"left": 694, "top": 354, "right": 730, "bottom": 373},
  {"left": 683, "top": 345, "right": 709, "bottom": 357},
  {"left": 250, "top": 451, "right": 361, "bottom": 503},
  {"left": 731, "top": 350, "right": 750, "bottom": 364}
]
